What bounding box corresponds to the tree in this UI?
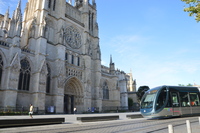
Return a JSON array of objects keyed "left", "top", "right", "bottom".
[
  {"left": 136, "top": 86, "right": 150, "bottom": 102},
  {"left": 128, "top": 97, "right": 134, "bottom": 108},
  {"left": 178, "top": 83, "right": 193, "bottom": 86},
  {"left": 181, "top": 0, "right": 200, "bottom": 22}
]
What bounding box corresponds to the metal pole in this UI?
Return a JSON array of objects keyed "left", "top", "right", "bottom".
[
  {"left": 186, "top": 120, "right": 192, "bottom": 133},
  {"left": 168, "top": 124, "right": 174, "bottom": 133}
]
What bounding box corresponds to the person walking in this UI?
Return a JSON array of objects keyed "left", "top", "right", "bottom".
[
  {"left": 74, "top": 107, "right": 77, "bottom": 114},
  {"left": 29, "top": 104, "right": 34, "bottom": 118}
]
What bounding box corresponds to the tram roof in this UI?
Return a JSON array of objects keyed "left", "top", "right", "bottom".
[{"left": 153, "top": 85, "right": 199, "bottom": 92}]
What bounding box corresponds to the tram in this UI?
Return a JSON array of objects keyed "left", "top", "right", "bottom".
[{"left": 140, "top": 85, "right": 200, "bottom": 119}]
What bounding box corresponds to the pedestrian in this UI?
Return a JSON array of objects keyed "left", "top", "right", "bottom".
[
  {"left": 74, "top": 107, "right": 77, "bottom": 114},
  {"left": 29, "top": 104, "right": 33, "bottom": 118}
]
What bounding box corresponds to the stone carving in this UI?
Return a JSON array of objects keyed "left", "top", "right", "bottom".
[
  {"left": 88, "top": 43, "right": 92, "bottom": 56},
  {"left": 65, "top": 26, "right": 81, "bottom": 49},
  {"left": 96, "top": 44, "right": 101, "bottom": 59},
  {"left": 58, "top": 26, "right": 65, "bottom": 44},
  {"left": 40, "top": 16, "right": 47, "bottom": 37},
  {"left": 10, "top": 53, "right": 20, "bottom": 73},
  {"left": 57, "top": 75, "right": 65, "bottom": 88},
  {"left": 57, "top": 63, "right": 65, "bottom": 88},
  {"left": 29, "top": 17, "right": 37, "bottom": 38},
  {"left": 40, "top": 60, "right": 47, "bottom": 75},
  {"left": 85, "top": 39, "right": 92, "bottom": 56}
]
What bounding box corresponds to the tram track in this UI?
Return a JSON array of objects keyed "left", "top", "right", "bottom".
[
  {"left": 118, "top": 117, "right": 199, "bottom": 133},
  {"left": 1, "top": 116, "right": 199, "bottom": 133}
]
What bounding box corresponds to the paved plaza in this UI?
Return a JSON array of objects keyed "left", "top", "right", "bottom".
[{"left": 1, "top": 112, "right": 200, "bottom": 133}]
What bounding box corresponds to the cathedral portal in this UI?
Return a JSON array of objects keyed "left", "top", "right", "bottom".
[{"left": 64, "top": 77, "right": 83, "bottom": 114}]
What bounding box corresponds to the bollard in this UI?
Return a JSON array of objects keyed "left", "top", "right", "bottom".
[
  {"left": 199, "top": 117, "right": 200, "bottom": 125},
  {"left": 168, "top": 124, "right": 174, "bottom": 133},
  {"left": 186, "top": 120, "right": 192, "bottom": 133}
]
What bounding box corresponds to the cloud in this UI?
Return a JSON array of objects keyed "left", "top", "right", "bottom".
[
  {"left": 107, "top": 35, "right": 150, "bottom": 56},
  {"left": 133, "top": 58, "right": 200, "bottom": 89},
  {"left": 0, "top": 0, "right": 7, "bottom": 14},
  {"left": 0, "top": 0, "right": 22, "bottom": 15},
  {"left": 101, "top": 60, "right": 107, "bottom": 66}
]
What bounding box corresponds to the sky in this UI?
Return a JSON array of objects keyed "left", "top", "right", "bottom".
[{"left": 0, "top": 0, "right": 200, "bottom": 89}]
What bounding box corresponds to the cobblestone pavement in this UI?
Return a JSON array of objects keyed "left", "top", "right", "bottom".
[{"left": 1, "top": 116, "right": 200, "bottom": 133}]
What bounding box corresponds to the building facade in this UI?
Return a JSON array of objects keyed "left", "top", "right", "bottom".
[{"left": 0, "top": 0, "right": 136, "bottom": 114}]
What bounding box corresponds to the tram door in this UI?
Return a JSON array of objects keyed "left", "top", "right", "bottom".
[{"left": 171, "top": 92, "right": 181, "bottom": 116}]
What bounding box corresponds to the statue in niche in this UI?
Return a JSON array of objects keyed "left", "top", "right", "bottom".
[
  {"left": 29, "top": 17, "right": 37, "bottom": 38},
  {"left": 40, "top": 16, "right": 47, "bottom": 37},
  {"left": 85, "top": 80, "right": 91, "bottom": 98},
  {"left": 88, "top": 43, "right": 92, "bottom": 56},
  {"left": 97, "top": 45, "right": 101, "bottom": 59},
  {"left": 58, "top": 26, "right": 65, "bottom": 44},
  {"left": 57, "top": 63, "right": 65, "bottom": 88},
  {"left": 84, "top": 39, "right": 89, "bottom": 54}
]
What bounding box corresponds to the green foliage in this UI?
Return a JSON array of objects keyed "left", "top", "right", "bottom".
[
  {"left": 181, "top": 0, "right": 200, "bottom": 22},
  {"left": 128, "top": 98, "right": 134, "bottom": 108},
  {"left": 178, "top": 83, "right": 193, "bottom": 86},
  {"left": 136, "top": 86, "right": 150, "bottom": 102}
]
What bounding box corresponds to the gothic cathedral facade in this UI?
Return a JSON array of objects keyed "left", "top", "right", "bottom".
[{"left": 0, "top": 0, "right": 136, "bottom": 114}]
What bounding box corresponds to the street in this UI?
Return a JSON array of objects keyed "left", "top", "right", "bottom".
[{"left": 1, "top": 116, "right": 200, "bottom": 133}]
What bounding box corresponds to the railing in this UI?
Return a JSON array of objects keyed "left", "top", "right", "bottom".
[
  {"left": 0, "top": 40, "right": 9, "bottom": 47},
  {"left": 0, "top": 106, "right": 38, "bottom": 115},
  {"left": 21, "top": 47, "right": 32, "bottom": 53},
  {"left": 102, "top": 106, "right": 129, "bottom": 113},
  {"left": 101, "top": 104, "right": 140, "bottom": 113},
  {"left": 65, "top": 3, "right": 82, "bottom": 25}
]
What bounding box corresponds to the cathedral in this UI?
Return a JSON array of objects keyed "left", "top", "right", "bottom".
[{"left": 0, "top": 0, "right": 136, "bottom": 114}]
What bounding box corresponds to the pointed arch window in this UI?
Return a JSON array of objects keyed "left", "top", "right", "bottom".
[
  {"left": 48, "top": 0, "right": 51, "bottom": 8},
  {"left": 77, "top": 57, "right": 80, "bottom": 66},
  {"left": 0, "top": 54, "right": 3, "bottom": 86},
  {"left": 53, "top": 0, "right": 56, "bottom": 11},
  {"left": 65, "top": 52, "right": 68, "bottom": 61},
  {"left": 71, "top": 55, "right": 74, "bottom": 64},
  {"left": 92, "top": 13, "right": 94, "bottom": 32},
  {"left": 18, "top": 59, "right": 31, "bottom": 91},
  {"left": 46, "top": 64, "right": 51, "bottom": 93},
  {"left": 103, "top": 82, "right": 109, "bottom": 100},
  {"left": 89, "top": 11, "right": 91, "bottom": 31}
]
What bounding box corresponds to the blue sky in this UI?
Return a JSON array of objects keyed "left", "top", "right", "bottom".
[{"left": 1, "top": 0, "right": 200, "bottom": 89}]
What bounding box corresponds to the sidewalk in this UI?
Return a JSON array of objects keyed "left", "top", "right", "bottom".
[{"left": 0, "top": 112, "right": 142, "bottom": 124}]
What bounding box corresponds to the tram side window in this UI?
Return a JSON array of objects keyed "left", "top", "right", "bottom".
[
  {"left": 171, "top": 92, "right": 179, "bottom": 107},
  {"left": 180, "top": 92, "right": 190, "bottom": 107},
  {"left": 189, "top": 93, "right": 200, "bottom": 106}
]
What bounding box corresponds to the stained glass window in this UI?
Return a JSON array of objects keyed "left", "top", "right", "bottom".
[
  {"left": 46, "top": 64, "right": 51, "bottom": 93},
  {"left": 18, "top": 59, "right": 31, "bottom": 91},
  {"left": 0, "top": 55, "right": 3, "bottom": 86}
]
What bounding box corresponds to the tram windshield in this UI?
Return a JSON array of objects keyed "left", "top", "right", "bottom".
[
  {"left": 155, "top": 88, "right": 167, "bottom": 110},
  {"left": 141, "top": 90, "right": 158, "bottom": 109}
]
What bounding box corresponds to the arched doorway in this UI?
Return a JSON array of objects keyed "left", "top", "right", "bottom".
[{"left": 64, "top": 77, "right": 83, "bottom": 114}]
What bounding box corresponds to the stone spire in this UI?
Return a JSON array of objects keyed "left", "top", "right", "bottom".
[
  {"left": 9, "top": 0, "right": 22, "bottom": 38},
  {"left": 110, "top": 55, "right": 112, "bottom": 64},
  {"left": 109, "top": 55, "right": 115, "bottom": 75},
  {"left": 83, "top": 0, "right": 88, "bottom": 5},
  {"left": 92, "top": 0, "right": 96, "bottom": 7},
  {"left": 17, "top": 0, "right": 21, "bottom": 9},
  {"left": 15, "top": 0, "right": 22, "bottom": 22},
  {"left": 2, "top": 7, "right": 10, "bottom": 32}
]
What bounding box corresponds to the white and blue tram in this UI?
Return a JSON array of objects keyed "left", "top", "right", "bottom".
[{"left": 140, "top": 85, "right": 200, "bottom": 118}]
